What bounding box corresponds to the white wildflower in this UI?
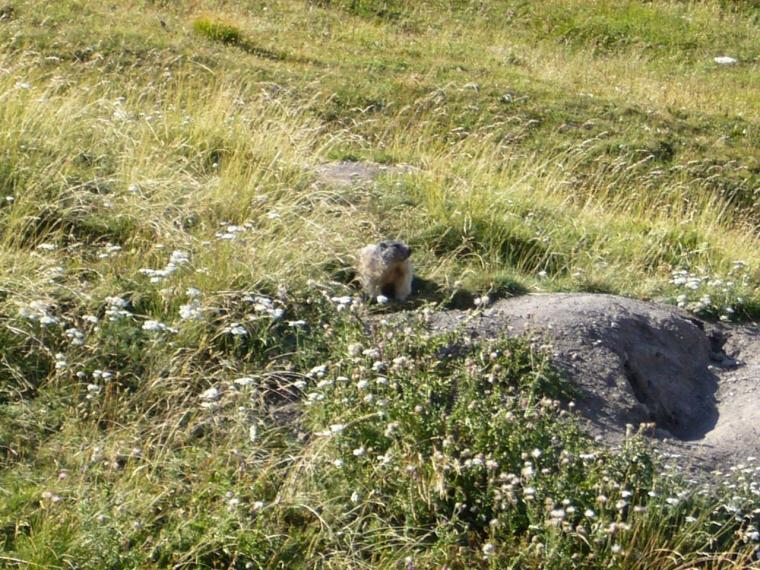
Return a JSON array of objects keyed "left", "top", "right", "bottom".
[
  {"left": 362, "top": 348, "right": 381, "bottom": 359},
  {"left": 179, "top": 300, "right": 203, "bottom": 321},
  {"left": 306, "top": 392, "right": 324, "bottom": 402},
  {"left": 169, "top": 250, "right": 190, "bottom": 266},
  {"left": 714, "top": 56, "right": 737, "bottom": 65},
  {"left": 224, "top": 324, "right": 247, "bottom": 336},
  {"left": 200, "top": 387, "right": 220, "bottom": 401},
  {"left": 65, "top": 327, "right": 85, "bottom": 345},
  {"left": 307, "top": 364, "right": 327, "bottom": 378},
  {"left": 54, "top": 353, "right": 67, "bottom": 370},
  {"left": 104, "top": 296, "right": 132, "bottom": 320},
  {"left": 142, "top": 320, "right": 176, "bottom": 333}
]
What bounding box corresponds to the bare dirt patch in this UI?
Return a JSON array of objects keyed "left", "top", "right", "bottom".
[
  {"left": 425, "top": 293, "right": 760, "bottom": 473},
  {"left": 313, "top": 161, "right": 413, "bottom": 188}
]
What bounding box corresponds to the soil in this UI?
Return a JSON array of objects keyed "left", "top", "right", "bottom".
[
  {"left": 424, "top": 293, "right": 760, "bottom": 474},
  {"left": 313, "top": 161, "right": 413, "bottom": 188}
]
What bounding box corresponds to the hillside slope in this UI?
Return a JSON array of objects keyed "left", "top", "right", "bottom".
[{"left": 1, "top": 1, "right": 759, "bottom": 568}]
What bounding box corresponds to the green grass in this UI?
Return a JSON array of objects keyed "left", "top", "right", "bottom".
[
  {"left": 0, "top": 0, "right": 759, "bottom": 567},
  {"left": 193, "top": 17, "right": 244, "bottom": 45}
]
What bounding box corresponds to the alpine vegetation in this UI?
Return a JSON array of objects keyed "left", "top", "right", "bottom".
[{"left": 0, "top": 0, "right": 759, "bottom": 568}]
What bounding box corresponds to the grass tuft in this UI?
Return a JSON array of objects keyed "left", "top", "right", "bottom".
[{"left": 192, "top": 16, "right": 242, "bottom": 45}]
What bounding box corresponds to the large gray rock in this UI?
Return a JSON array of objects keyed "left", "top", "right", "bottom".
[{"left": 426, "top": 293, "right": 760, "bottom": 471}]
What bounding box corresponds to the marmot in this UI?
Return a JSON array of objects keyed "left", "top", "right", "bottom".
[{"left": 357, "top": 240, "right": 413, "bottom": 301}]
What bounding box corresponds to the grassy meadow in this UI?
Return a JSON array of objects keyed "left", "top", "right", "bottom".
[{"left": 1, "top": 0, "right": 759, "bottom": 567}]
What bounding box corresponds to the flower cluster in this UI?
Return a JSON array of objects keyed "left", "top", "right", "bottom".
[
  {"left": 65, "top": 326, "right": 85, "bottom": 346},
  {"left": 19, "top": 300, "right": 60, "bottom": 325},
  {"left": 178, "top": 287, "right": 204, "bottom": 321},
  {"left": 242, "top": 294, "right": 285, "bottom": 321},
  {"left": 104, "top": 296, "right": 133, "bottom": 321},
  {"left": 97, "top": 243, "right": 122, "bottom": 259},
  {"left": 215, "top": 222, "right": 253, "bottom": 241},
  {"left": 139, "top": 250, "right": 190, "bottom": 283},
  {"left": 142, "top": 320, "right": 177, "bottom": 333},
  {"left": 670, "top": 262, "right": 751, "bottom": 320}
]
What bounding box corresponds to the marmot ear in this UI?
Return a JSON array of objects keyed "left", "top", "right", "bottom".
[{"left": 379, "top": 242, "right": 388, "bottom": 249}]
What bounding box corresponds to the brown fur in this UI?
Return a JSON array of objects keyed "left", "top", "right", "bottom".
[{"left": 357, "top": 240, "right": 413, "bottom": 301}]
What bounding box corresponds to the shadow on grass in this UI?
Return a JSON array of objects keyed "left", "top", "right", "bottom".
[
  {"left": 329, "top": 261, "right": 530, "bottom": 310},
  {"left": 193, "top": 17, "right": 320, "bottom": 65}
]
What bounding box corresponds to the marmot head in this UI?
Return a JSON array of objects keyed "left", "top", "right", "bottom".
[{"left": 377, "top": 240, "right": 412, "bottom": 263}]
